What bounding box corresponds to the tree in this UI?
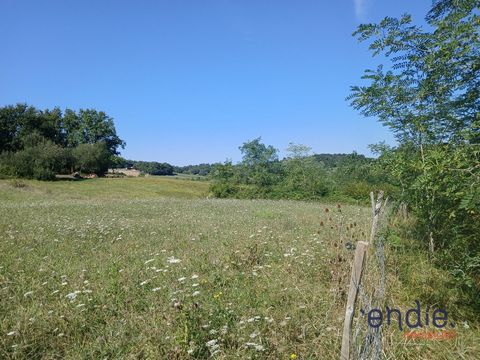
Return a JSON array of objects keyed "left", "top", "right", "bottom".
[
  {"left": 239, "top": 137, "right": 278, "bottom": 167},
  {"left": 238, "top": 137, "right": 280, "bottom": 188},
  {"left": 210, "top": 160, "right": 240, "bottom": 198},
  {"left": 63, "top": 108, "right": 125, "bottom": 155},
  {"left": 133, "top": 161, "right": 174, "bottom": 175},
  {"left": 0, "top": 104, "right": 125, "bottom": 179},
  {"left": 73, "top": 142, "right": 111, "bottom": 175},
  {"left": 0, "top": 104, "right": 62, "bottom": 153},
  {"left": 283, "top": 143, "right": 331, "bottom": 199},
  {"left": 349, "top": 0, "right": 480, "bottom": 302},
  {"left": 0, "top": 136, "right": 71, "bottom": 180}
]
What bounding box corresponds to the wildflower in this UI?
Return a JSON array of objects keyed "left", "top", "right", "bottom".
[
  {"left": 206, "top": 339, "right": 218, "bottom": 347},
  {"left": 290, "top": 353, "right": 298, "bottom": 359},
  {"left": 191, "top": 274, "right": 199, "bottom": 279},
  {"left": 245, "top": 342, "right": 265, "bottom": 351},
  {"left": 178, "top": 277, "right": 186, "bottom": 282},
  {"left": 192, "top": 291, "right": 200, "bottom": 297},
  {"left": 66, "top": 291, "right": 81, "bottom": 301},
  {"left": 7, "top": 331, "right": 15, "bottom": 336},
  {"left": 167, "top": 256, "right": 181, "bottom": 264},
  {"left": 255, "top": 344, "right": 265, "bottom": 351},
  {"left": 213, "top": 291, "right": 223, "bottom": 299},
  {"left": 152, "top": 287, "right": 162, "bottom": 292}
]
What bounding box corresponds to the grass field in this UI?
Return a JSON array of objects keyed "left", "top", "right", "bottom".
[{"left": 0, "top": 178, "right": 478, "bottom": 359}]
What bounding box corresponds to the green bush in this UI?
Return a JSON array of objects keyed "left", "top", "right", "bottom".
[
  {"left": 0, "top": 138, "right": 71, "bottom": 180},
  {"left": 73, "top": 142, "right": 111, "bottom": 175}
]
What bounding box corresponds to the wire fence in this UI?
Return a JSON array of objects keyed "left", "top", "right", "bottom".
[{"left": 350, "top": 192, "right": 389, "bottom": 360}]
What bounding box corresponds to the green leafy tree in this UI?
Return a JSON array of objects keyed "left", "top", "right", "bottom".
[
  {"left": 63, "top": 108, "right": 125, "bottom": 155},
  {"left": 0, "top": 135, "right": 71, "bottom": 180},
  {"left": 73, "top": 142, "right": 111, "bottom": 175},
  {"left": 282, "top": 143, "right": 331, "bottom": 199},
  {"left": 0, "top": 104, "right": 62, "bottom": 153},
  {"left": 238, "top": 137, "right": 281, "bottom": 190},
  {"left": 210, "top": 160, "right": 240, "bottom": 198},
  {"left": 350, "top": 0, "right": 480, "bottom": 301}
]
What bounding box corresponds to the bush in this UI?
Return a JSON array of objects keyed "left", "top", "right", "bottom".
[
  {"left": 73, "top": 142, "right": 111, "bottom": 175},
  {"left": 0, "top": 139, "right": 71, "bottom": 180},
  {"left": 210, "top": 182, "right": 240, "bottom": 198}
]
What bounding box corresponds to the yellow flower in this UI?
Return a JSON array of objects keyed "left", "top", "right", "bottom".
[
  {"left": 290, "top": 354, "right": 297, "bottom": 360},
  {"left": 213, "top": 291, "right": 223, "bottom": 299}
]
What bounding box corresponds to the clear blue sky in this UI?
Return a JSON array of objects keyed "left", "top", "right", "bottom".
[{"left": 0, "top": 0, "right": 431, "bottom": 165}]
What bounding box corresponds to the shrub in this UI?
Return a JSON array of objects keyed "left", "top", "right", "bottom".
[{"left": 73, "top": 142, "right": 111, "bottom": 175}]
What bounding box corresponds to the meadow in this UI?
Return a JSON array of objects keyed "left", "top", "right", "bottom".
[{"left": 0, "top": 177, "right": 478, "bottom": 359}]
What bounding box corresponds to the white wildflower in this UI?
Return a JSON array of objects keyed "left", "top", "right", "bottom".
[
  {"left": 66, "top": 291, "right": 80, "bottom": 301},
  {"left": 206, "top": 339, "right": 218, "bottom": 347},
  {"left": 167, "top": 256, "right": 181, "bottom": 264}
]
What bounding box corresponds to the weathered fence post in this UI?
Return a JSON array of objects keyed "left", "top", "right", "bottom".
[
  {"left": 340, "top": 240, "right": 369, "bottom": 360},
  {"left": 370, "top": 191, "right": 384, "bottom": 244},
  {"left": 341, "top": 191, "right": 387, "bottom": 360}
]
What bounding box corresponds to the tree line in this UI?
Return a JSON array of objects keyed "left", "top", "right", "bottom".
[
  {"left": 0, "top": 104, "right": 125, "bottom": 180},
  {"left": 209, "top": 137, "right": 394, "bottom": 201}
]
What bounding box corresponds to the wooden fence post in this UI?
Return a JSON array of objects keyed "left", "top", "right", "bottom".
[
  {"left": 370, "top": 191, "right": 384, "bottom": 244},
  {"left": 340, "top": 240, "right": 369, "bottom": 360}
]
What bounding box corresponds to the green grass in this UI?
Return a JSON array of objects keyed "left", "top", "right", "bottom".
[
  {"left": 0, "top": 178, "right": 478, "bottom": 359},
  {"left": 0, "top": 177, "right": 210, "bottom": 202}
]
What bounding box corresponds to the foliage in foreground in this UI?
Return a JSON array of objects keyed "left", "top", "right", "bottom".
[
  {"left": 349, "top": 0, "right": 480, "bottom": 306},
  {"left": 0, "top": 178, "right": 478, "bottom": 359}
]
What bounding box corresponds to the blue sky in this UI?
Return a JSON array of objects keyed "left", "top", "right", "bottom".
[{"left": 0, "top": 0, "right": 431, "bottom": 165}]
